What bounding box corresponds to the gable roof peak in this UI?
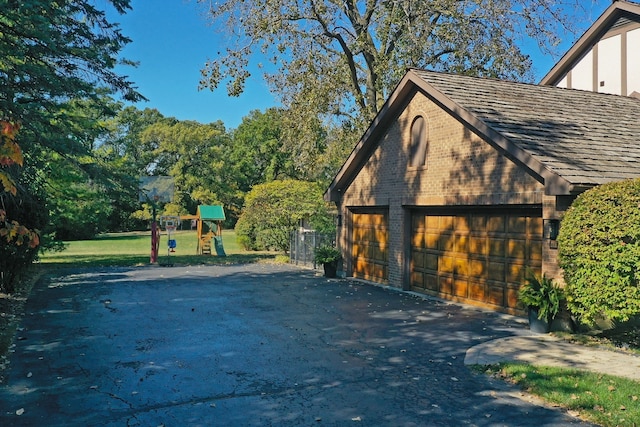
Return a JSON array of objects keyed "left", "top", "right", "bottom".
[
  {"left": 326, "top": 69, "right": 640, "bottom": 202},
  {"left": 540, "top": 0, "right": 640, "bottom": 86}
]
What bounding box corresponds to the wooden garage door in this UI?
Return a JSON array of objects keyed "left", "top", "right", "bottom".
[
  {"left": 352, "top": 212, "right": 389, "bottom": 283},
  {"left": 410, "top": 210, "right": 542, "bottom": 311}
]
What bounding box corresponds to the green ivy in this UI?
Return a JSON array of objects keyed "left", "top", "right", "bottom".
[{"left": 558, "top": 179, "right": 640, "bottom": 325}]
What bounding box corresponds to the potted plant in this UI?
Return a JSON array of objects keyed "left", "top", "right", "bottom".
[
  {"left": 314, "top": 245, "right": 342, "bottom": 278},
  {"left": 518, "top": 272, "right": 565, "bottom": 333}
]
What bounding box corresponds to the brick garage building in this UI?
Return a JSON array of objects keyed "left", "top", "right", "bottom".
[{"left": 325, "top": 69, "right": 640, "bottom": 314}]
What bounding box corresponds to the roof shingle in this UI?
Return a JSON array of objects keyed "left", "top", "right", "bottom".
[{"left": 413, "top": 69, "right": 640, "bottom": 187}]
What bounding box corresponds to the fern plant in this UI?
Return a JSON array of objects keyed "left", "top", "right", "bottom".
[
  {"left": 314, "top": 245, "right": 341, "bottom": 264},
  {"left": 518, "top": 272, "right": 565, "bottom": 322}
]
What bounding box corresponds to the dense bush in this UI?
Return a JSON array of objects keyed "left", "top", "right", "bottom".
[
  {"left": 0, "top": 172, "right": 47, "bottom": 293},
  {"left": 558, "top": 179, "right": 640, "bottom": 325},
  {"left": 234, "top": 214, "right": 259, "bottom": 251},
  {"left": 236, "top": 179, "right": 334, "bottom": 252}
]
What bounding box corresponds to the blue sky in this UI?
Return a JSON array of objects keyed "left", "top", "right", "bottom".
[
  {"left": 109, "top": 0, "right": 276, "bottom": 129},
  {"left": 108, "top": 0, "right": 610, "bottom": 130}
]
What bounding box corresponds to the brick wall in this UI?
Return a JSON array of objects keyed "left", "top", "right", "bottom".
[
  {"left": 542, "top": 194, "right": 578, "bottom": 284},
  {"left": 338, "top": 90, "right": 553, "bottom": 289}
]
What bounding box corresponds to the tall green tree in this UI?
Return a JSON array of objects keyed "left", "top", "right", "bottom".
[
  {"left": 97, "top": 107, "right": 172, "bottom": 231},
  {"left": 40, "top": 95, "right": 125, "bottom": 239},
  {"left": 0, "top": 1, "right": 142, "bottom": 266},
  {"left": 314, "top": 122, "right": 360, "bottom": 186},
  {"left": 45, "top": 152, "right": 114, "bottom": 240},
  {"left": 1, "top": 0, "right": 142, "bottom": 149},
  {"left": 199, "top": 0, "right": 586, "bottom": 166},
  {"left": 230, "top": 108, "right": 295, "bottom": 189},
  {"left": 140, "top": 120, "right": 237, "bottom": 220},
  {"left": 231, "top": 107, "right": 331, "bottom": 183},
  {"left": 200, "top": 0, "right": 583, "bottom": 124},
  {"left": 99, "top": 107, "right": 171, "bottom": 174}
]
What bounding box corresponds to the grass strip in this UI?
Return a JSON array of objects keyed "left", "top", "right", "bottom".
[
  {"left": 481, "top": 363, "right": 640, "bottom": 426},
  {"left": 39, "top": 230, "right": 281, "bottom": 268}
]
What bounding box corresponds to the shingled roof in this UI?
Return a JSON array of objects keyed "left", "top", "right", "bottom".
[{"left": 326, "top": 69, "right": 640, "bottom": 201}]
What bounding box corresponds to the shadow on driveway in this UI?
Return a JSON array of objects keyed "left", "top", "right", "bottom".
[{"left": 0, "top": 264, "right": 595, "bottom": 426}]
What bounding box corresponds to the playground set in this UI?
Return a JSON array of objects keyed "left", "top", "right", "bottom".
[
  {"left": 180, "top": 205, "right": 226, "bottom": 256},
  {"left": 159, "top": 215, "right": 180, "bottom": 260},
  {"left": 138, "top": 174, "right": 226, "bottom": 263}
]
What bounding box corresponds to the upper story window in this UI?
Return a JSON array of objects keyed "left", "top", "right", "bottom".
[{"left": 409, "top": 115, "right": 428, "bottom": 168}]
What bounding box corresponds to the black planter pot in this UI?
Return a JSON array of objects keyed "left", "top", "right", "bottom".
[
  {"left": 322, "top": 262, "right": 338, "bottom": 278},
  {"left": 528, "top": 308, "right": 551, "bottom": 334}
]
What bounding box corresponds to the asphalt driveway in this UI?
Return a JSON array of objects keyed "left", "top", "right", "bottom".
[{"left": 0, "top": 264, "right": 595, "bottom": 426}]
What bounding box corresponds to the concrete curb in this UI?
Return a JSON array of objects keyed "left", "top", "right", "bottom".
[{"left": 465, "top": 335, "right": 640, "bottom": 381}]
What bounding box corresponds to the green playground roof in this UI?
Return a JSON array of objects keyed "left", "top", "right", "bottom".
[{"left": 197, "top": 205, "right": 226, "bottom": 221}]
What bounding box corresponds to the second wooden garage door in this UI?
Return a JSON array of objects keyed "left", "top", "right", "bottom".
[
  {"left": 352, "top": 211, "right": 388, "bottom": 283},
  {"left": 410, "top": 210, "right": 542, "bottom": 312}
]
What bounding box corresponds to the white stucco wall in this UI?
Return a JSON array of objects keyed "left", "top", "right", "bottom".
[
  {"left": 572, "top": 50, "right": 593, "bottom": 91},
  {"left": 597, "top": 34, "right": 622, "bottom": 95},
  {"left": 628, "top": 28, "right": 640, "bottom": 95},
  {"left": 556, "top": 75, "right": 567, "bottom": 89}
]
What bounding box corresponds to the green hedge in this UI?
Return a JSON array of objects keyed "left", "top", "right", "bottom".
[{"left": 558, "top": 179, "right": 640, "bottom": 325}]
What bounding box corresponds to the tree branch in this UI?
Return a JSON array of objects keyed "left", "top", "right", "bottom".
[{"left": 309, "top": 0, "right": 368, "bottom": 113}]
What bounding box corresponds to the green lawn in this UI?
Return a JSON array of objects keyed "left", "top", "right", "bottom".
[
  {"left": 39, "top": 229, "right": 280, "bottom": 267},
  {"left": 481, "top": 363, "right": 640, "bottom": 427}
]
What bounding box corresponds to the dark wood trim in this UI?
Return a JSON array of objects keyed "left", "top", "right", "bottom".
[
  {"left": 402, "top": 208, "right": 412, "bottom": 291},
  {"left": 593, "top": 42, "right": 599, "bottom": 92},
  {"left": 407, "top": 205, "right": 542, "bottom": 217},
  {"left": 622, "top": 30, "right": 628, "bottom": 95}
]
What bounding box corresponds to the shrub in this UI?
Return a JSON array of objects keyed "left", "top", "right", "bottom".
[
  {"left": 0, "top": 188, "right": 46, "bottom": 293},
  {"left": 234, "top": 215, "right": 259, "bottom": 251},
  {"left": 558, "top": 179, "right": 640, "bottom": 325},
  {"left": 235, "top": 179, "right": 334, "bottom": 253}
]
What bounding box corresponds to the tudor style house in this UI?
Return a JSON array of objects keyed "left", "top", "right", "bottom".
[
  {"left": 324, "top": 69, "right": 640, "bottom": 315},
  {"left": 541, "top": 0, "right": 640, "bottom": 96}
]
